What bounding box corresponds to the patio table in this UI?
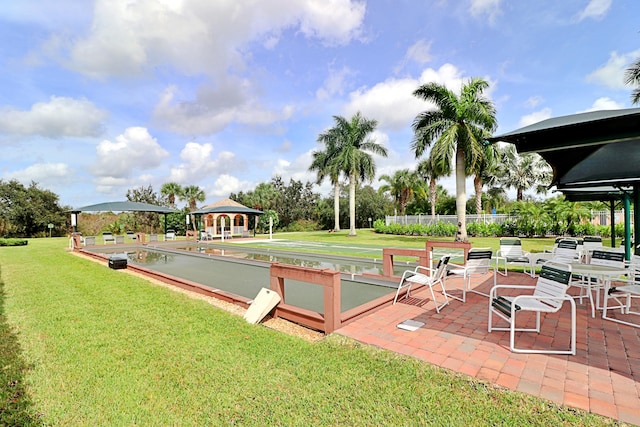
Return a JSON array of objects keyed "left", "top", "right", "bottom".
[{"left": 570, "top": 262, "right": 628, "bottom": 318}]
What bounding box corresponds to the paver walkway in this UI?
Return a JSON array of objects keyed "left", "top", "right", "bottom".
[{"left": 336, "top": 271, "right": 640, "bottom": 425}]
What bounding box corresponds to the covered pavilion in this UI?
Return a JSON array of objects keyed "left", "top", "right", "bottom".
[
  {"left": 488, "top": 107, "right": 640, "bottom": 259},
  {"left": 69, "top": 200, "right": 177, "bottom": 233},
  {"left": 192, "top": 198, "right": 263, "bottom": 239}
]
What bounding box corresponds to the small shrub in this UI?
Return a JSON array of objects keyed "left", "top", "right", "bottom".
[{"left": 0, "top": 239, "right": 28, "bottom": 247}]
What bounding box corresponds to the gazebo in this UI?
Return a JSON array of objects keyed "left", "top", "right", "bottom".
[{"left": 192, "top": 198, "right": 263, "bottom": 239}]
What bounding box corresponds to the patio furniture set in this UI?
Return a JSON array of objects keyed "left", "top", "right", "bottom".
[{"left": 393, "top": 237, "right": 640, "bottom": 355}]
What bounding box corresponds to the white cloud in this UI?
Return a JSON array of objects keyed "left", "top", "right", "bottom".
[
  {"left": 316, "top": 66, "right": 354, "bottom": 100},
  {"left": 206, "top": 174, "right": 254, "bottom": 198},
  {"left": 393, "top": 39, "right": 433, "bottom": 74},
  {"left": 525, "top": 96, "right": 544, "bottom": 108},
  {"left": 168, "top": 142, "right": 244, "bottom": 185},
  {"left": 49, "top": 0, "right": 366, "bottom": 79},
  {"left": 576, "top": 0, "right": 612, "bottom": 21},
  {"left": 0, "top": 96, "right": 106, "bottom": 138},
  {"left": 3, "top": 162, "right": 74, "bottom": 187},
  {"left": 469, "top": 0, "right": 503, "bottom": 25},
  {"left": 518, "top": 108, "right": 552, "bottom": 127},
  {"left": 92, "top": 127, "right": 169, "bottom": 178},
  {"left": 586, "top": 50, "right": 640, "bottom": 90},
  {"left": 344, "top": 64, "right": 487, "bottom": 132},
  {"left": 153, "top": 83, "right": 295, "bottom": 136},
  {"left": 578, "top": 97, "right": 624, "bottom": 112}
]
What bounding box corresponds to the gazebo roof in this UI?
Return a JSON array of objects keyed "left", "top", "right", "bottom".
[{"left": 192, "top": 198, "right": 263, "bottom": 215}]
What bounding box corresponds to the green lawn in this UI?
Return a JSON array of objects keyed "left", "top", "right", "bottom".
[{"left": 0, "top": 237, "right": 620, "bottom": 425}]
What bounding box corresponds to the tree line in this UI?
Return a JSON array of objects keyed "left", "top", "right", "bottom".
[{"left": 2, "top": 55, "right": 639, "bottom": 239}]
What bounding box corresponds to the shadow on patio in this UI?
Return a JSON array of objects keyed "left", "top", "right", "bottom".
[{"left": 336, "top": 271, "right": 640, "bottom": 424}]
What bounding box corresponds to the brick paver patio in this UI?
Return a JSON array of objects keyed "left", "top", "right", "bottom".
[{"left": 336, "top": 271, "right": 640, "bottom": 425}]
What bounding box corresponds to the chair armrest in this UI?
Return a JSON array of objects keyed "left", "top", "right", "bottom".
[
  {"left": 489, "top": 284, "right": 535, "bottom": 299},
  {"left": 414, "top": 265, "right": 436, "bottom": 275}
]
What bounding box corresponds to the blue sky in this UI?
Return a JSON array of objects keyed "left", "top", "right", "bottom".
[{"left": 0, "top": 0, "right": 638, "bottom": 208}]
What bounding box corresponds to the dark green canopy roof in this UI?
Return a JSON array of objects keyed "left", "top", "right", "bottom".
[
  {"left": 70, "top": 201, "right": 176, "bottom": 214},
  {"left": 488, "top": 108, "right": 640, "bottom": 188}
]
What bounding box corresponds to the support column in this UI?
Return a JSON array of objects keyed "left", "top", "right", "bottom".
[{"left": 635, "top": 185, "right": 640, "bottom": 256}]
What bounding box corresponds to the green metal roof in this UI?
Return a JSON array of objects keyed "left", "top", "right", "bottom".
[
  {"left": 488, "top": 108, "right": 640, "bottom": 188},
  {"left": 71, "top": 201, "right": 176, "bottom": 214}
]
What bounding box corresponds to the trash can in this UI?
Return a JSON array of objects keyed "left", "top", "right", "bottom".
[{"left": 108, "top": 254, "right": 128, "bottom": 270}]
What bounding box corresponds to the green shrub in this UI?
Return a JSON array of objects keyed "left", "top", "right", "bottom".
[{"left": 0, "top": 239, "right": 28, "bottom": 247}]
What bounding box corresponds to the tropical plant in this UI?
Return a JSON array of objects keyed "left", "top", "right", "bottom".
[
  {"left": 318, "top": 112, "right": 388, "bottom": 236},
  {"left": 625, "top": 55, "right": 640, "bottom": 104},
  {"left": 415, "top": 156, "right": 451, "bottom": 219},
  {"left": 160, "top": 182, "right": 183, "bottom": 208},
  {"left": 309, "top": 139, "right": 342, "bottom": 231},
  {"left": 471, "top": 143, "right": 500, "bottom": 214},
  {"left": 378, "top": 169, "right": 420, "bottom": 216},
  {"left": 411, "top": 78, "right": 497, "bottom": 241},
  {"left": 498, "top": 144, "right": 551, "bottom": 201},
  {"left": 180, "top": 185, "right": 205, "bottom": 230}
]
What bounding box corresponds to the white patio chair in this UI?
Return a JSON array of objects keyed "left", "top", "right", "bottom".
[
  {"left": 495, "top": 237, "right": 533, "bottom": 277},
  {"left": 393, "top": 255, "right": 451, "bottom": 313},
  {"left": 102, "top": 232, "right": 115, "bottom": 244},
  {"left": 603, "top": 255, "right": 640, "bottom": 328},
  {"left": 582, "top": 235, "right": 603, "bottom": 263},
  {"left": 572, "top": 249, "right": 626, "bottom": 317},
  {"left": 489, "top": 261, "right": 576, "bottom": 355},
  {"left": 165, "top": 229, "right": 176, "bottom": 241},
  {"left": 446, "top": 248, "right": 495, "bottom": 302}
]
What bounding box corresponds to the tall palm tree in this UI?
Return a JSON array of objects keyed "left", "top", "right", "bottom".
[
  {"left": 319, "top": 112, "right": 388, "bottom": 236},
  {"left": 416, "top": 155, "right": 451, "bottom": 219},
  {"left": 160, "top": 182, "right": 183, "bottom": 208},
  {"left": 625, "top": 56, "right": 640, "bottom": 104},
  {"left": 180, "top": 185, "right": 206, "bottom": 230},
  {"left": 309, "top": 140, "right": 342, "bottom": 231},
  {"left": 378, "top": 169, "right": 419, "bottom": 216},
  {"left": 411, "top": 78, "right": 497, "bottom": 241},
  {"left": 499, "top": 144, "right": 551, "bottom": 201}
]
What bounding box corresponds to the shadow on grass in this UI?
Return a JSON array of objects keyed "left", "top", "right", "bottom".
[{"left": 0, "top": 268, "right": 43, "bottom": 426}]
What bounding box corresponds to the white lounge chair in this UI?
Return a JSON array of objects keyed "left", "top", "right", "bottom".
[
  {"left": 446, "top": 248, "right": 495, "bottom": 302},
  {"left": 489, "top": 261, "right": 576, "bottom": 355},
  {"left": 393, "top": 256, "right": 451, "bottom": 313},
  {"left": 495, "top": 237, "right": 533, "bottom": 277}
]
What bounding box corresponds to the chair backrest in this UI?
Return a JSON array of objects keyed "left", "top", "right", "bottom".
[
  {"left": 466, "top": 249, "right": 493, "bottom": 274},
  {"left": 554, "top": 240, "right": 578, "bottom": 263},
  {"left": 432, "top": 255, "right": 451, "bottom": 281},
  {"left": 583, "top": 235, "right": 603, "bottom": 250},
  {"left": 590, "top": 249, "right": 625, "bottom": 268},
  {"left": 628, "top": 255, "right": 640, "bottom": 283},
  {"left": 499, "top": 238, "right": 523, "bottom": 257},
  {"left": 534, "top": 262, "right": 572, "bottom": 310}
]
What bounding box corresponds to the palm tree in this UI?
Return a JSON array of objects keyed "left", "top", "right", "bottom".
[
  {"left": 378, "top": 169, "right": 419, "bottom": 216},
  {"left": 309, "top": 140, "right": 342, "bottom": 231},
  {"left": 625, "top": 56, "right": 640, "bottom": 104},
  {"left": 180, "top": 185, "right": 206, "bottom": 230},
  {"left": 499, "top": 144, "right": 551, "bottom": 201},
  {"left": 160, "top": 182, "right": 183, "bottom": 208},
  {"left": 416, "top": 155, "right": 451, "bottom": 219},
  {"left": 471, "top": 143, "right": 500, "bottom": 214},
  {"left": 411, "top": 78, "right": 497, "bottom": 241},
  {"left": 319, "top": 113, "right": 388, "bottom": 236}
]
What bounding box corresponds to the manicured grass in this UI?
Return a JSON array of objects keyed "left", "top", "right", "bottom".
[{"left": 0, "top": 238, "right": 619, "bottom": 425}]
